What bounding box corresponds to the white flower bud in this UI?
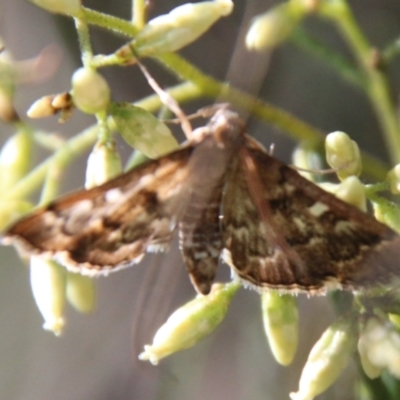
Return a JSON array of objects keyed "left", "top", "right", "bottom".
[
  {"left": 85, "top": 141, "right": 122, "bottom": 189},
  {"left": 132, "top": 0, "right": 233, "bottom": 57},
  {"left": 28, "top": 0, "right": 81, "bottom": 15},
  {"left": 0, "top": 130, "right": 33, "bottom": 192},
  {"left": 261, "top": 291, "right": 299, "bottom": 366},
  {"left": 325, "top": 131, "right": 362, "bottom": 180},
  {"left": 66, "top": 273, "right": 95, "bottom": 314},
  {"left": 139, "top": 282, "right": 239, "bottom": 365},
  {"left": 290, "top": 316, "right": 357, "bottom": 400},
  {"left": 30, "top": 257, "right": 67, "bottom": 336},
  {"left": 110, "top": 103, "right": 178, "bottom": 158},
  {"left": 387, "top": 164, "right": 400, "bottom": 195},
  {"left": 358, "top": 316, "right": 400, "bottom": 379},
  {"left": 246, "top": 3, "right": 305, "bottom": 51},
  {"left": 71, "top": 68, "right": 110, "bottom": 114}
]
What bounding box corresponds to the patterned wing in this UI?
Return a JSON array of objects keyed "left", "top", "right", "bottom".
[
  {"left": 222, "top": 136, "right": 400, "bottom": 294},
  {"left": 5, "top": 146, "right": 195, "bottom": 276}
]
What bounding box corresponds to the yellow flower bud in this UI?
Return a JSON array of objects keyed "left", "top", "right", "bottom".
[
  {"left": 28, "top": 0, "right": 81, "bottom": 15},
  {"left": 71, "top": 68, "right": 110, "bottom": 114},
  {"left": 27, "top": 95, "right": 57, "bottom": 118},
  {"left": 129, "top": 0, "right": 233, "bottom": 58},
  {"left": 30, "top": 257, "right": 67, "bottom": 336},
  {"left": 246, "top": 3, "right": 305, "bottom": 51},
  {"left": 332, "top": 176, "right": 366, "bottom": 211},
  {"left": 66, "top": 273, "right": 95, "bottom": 314},
  {"left": 261, "top": 291, "right": 299, "bottom": 366},
  {"left": 290, "top": 316, "right": 357, "bottom": 400},
  {"left": 0, "top": 130, "right": 33, "bottom": 193},
  {"left": 325, "top": 131, "right": 362, "bottom": 180},
  {"left": 85, "top": 141, "right": 122, "bottom": 189},
  {"left": 109, "top": 103, "right": 178, "bottom": 158},
  {"left": 139, "top": 282, "right": 239, "bottom": 365}
]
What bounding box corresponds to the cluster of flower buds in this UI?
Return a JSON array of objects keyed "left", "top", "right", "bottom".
[
  {"left": 358, "top": 316, "right": 400, "bottom": 380},
  {"left": 27, "top": 92, "right": 74, "bottom": 122}
]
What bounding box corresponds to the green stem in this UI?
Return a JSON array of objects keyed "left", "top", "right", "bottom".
[
  {"left": 3, "top": 125, "right": 100, "bottom": 201},
  {"left": 132, "top": 0, "right": 146, "bottom": 28},
  {"left": 320, "top": 1, "right": 400, "bottom": 164},
  {"left": 77, "top": 7, "right": 139, "bottom": 37},
  {"left": 383, "top": 37, "right": 400, "bottom": 62},
  {"left": 290, "top": 27, "right": 364, "bottom": 88},
  {"left": 74, "top": 17, "right": 93, "bottom": 66}
]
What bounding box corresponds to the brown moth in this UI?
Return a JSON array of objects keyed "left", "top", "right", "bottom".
[{"left": 4, "top": 109, "right": 400, "bottom": 295}]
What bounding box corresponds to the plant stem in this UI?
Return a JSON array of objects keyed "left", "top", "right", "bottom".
[
  {"left": 132, "top": 0, "right": 146, "bottom": 29},
  {"left": 74, "top": 17, "right": 93, "bottom": 66},
  {"left": 156, "top": 53, "right": 388, "bottom": 179},
  {"left": 78, "top": 7, "right": 139, "bottom": 37},
  {"left": 290, "top": 27, "right": 364, "bottom": 89},
  {"left": 3, "top": 125, "right": 100, "bottom": 202},
  {"left": 320, "top": 1, "right": 400, "bottom": 164}
]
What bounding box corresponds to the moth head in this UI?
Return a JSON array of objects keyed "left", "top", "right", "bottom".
[{"left": 207, "top": 109, "right": 246, "bottom": 147}]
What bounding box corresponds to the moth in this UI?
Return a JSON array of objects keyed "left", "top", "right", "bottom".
[{"left": 4, "top": 108, "right": 400, "bottom": 295}]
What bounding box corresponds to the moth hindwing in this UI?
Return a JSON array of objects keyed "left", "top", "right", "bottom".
[{"left": 4, "top": 109, "right": 400, "bottom": 295}]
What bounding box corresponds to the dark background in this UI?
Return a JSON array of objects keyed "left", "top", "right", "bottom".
[{"left": 1, "top": 1, "right": 400, "bottom": 399}]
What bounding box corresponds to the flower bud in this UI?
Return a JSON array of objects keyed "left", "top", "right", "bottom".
[
  {"left": 27, "top": 95, "right": 57, "bottom": 118},
  {"left": 290, "top": 316, "right": 357, "bottom": 400},
  {"left": 332, "top": 176, "right": 366, "bottom": 211},
  {"left": 292, "top": 147, "right": 322, "bottom": 181},
  {"left": 30, "top": 257, "right": 67, "bottom": 336},
  {"left": 387, "top": 164, "right": 400, "bottom": 195},
  {"left": 85, "top": 141, "right": 122, "bottom": 189},
  {"left": 261, "top": 291, "right": 299, "bottom": 366},
  {"left": 109, "top": 103, "right": 178, "bottom": 158},
  {"left": 0, "top": 130, "right": 33, "bottom": 193},
  {"left": 66, "top": 273, "right": 95, "bottom": 313},
  {"left": 325, "top": 131, "right": 362, "bottom": 180},
  {"left": 139, "top": 282, "right": 239, "bottom": 365},
  {"left": 28, "top": 0, "right": 81, "bottom": 15},
  {"left": 246, "top": 3, "right": 305, "bottom": 51},
  {"left": 358, "top": 316, "right": 400, "bottom": 379},
  {"left": 71, "top": 68, "right": 110, "bottom": 114},
  {"left": 126, "top": 0, "right": 233, "bottom": 58}
]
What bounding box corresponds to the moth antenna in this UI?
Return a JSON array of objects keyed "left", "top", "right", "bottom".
[
  {"left": 292, "top": 160, "right": 355, "bottom": 176},
  {"left": 163, "top": 103, "right": 231, "bottom": 124},
  {"left": 136, "top": 59, "right": 193, "bottom": 139}
]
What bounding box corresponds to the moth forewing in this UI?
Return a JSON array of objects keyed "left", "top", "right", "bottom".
[
  {"left": 223, "top": 140, "right": 400, "bottom": 293},
  {"left": 4, "top": 144, "right": 196, "bottom": 276}
]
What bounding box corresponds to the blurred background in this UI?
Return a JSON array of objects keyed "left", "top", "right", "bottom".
[{"left": 1, "top": 0, "right": 400, "bottom": 399}]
